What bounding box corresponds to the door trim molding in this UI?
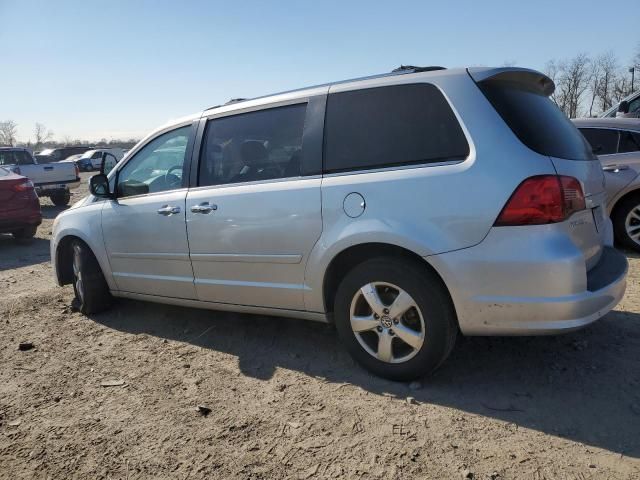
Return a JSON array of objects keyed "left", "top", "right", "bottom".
[{"left": 190, "top": 253, "right": 302, "bottom": 264}]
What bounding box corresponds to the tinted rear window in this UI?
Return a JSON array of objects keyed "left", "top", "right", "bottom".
[
  {"left": 324, "top": 83, "right": 469, "bottom": 173},
  {"left": 479, "top": 80, "right": 595, "bottom": 161}
]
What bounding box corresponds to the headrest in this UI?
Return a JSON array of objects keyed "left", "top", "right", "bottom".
[{"left": 240, "top": 140, "right": 267, "bottom": 165}]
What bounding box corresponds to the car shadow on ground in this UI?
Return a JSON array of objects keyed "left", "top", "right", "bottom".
[
  {"left": 91, "top": 298, "right": 640, "bottom": 459},
  {"left": 0, "top": 235, "right": 51, "bottom": 271},
  {"left": 40, "top": 203, "right": 68, "bottom": 220}
]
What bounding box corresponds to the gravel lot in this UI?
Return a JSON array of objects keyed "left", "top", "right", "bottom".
[{"left": 1, "top": 173, "right": 639, "bottom": 479}]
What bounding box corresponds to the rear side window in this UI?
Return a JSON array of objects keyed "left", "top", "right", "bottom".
[
  {"left": 579, "top": 128, "right": 619, "bottom": 155},
  {"left": 324, "top": 84, "right": 469, "bottom": 173},
  {"left": 199, "top": 104, "right": 306, "bottom": 187},
  {"left": 0, "top": 151, "right": 33, "bottom": 165},
  {"left": 479, "top": 80, "right": 595, "bottom": 161},
  {"left": 619, "top": 131, "right": 640, "bottom": 153}
]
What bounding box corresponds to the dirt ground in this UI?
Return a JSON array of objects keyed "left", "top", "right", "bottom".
[{"left": 1, "top": 173, "right": 639, "bottom": 480}]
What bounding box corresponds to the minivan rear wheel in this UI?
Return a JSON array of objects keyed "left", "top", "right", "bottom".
[
  {"left": 71, "top": 240, "right": 112, "bottom": 314},
  {"left": 334, "top": 257, "right": 457, "bottom": 381},
  {"left": 612, "top": 195, "right": 640, "bottom": 252}
]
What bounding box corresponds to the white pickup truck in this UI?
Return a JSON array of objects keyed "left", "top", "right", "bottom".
[{"left": 0, "top": 147, "right": 80, "bottom": 206}]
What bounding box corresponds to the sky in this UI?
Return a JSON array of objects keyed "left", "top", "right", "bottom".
[{"left": 1, "top": 0, "right": 638, "bottom": 142}]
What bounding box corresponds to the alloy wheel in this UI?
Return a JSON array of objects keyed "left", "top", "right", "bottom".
[
  {"left": 625, "top": 205, "right": 640, "bottom": 247},
  {"left": 349, "top": 282, "right": 425, "bottom": 364}
]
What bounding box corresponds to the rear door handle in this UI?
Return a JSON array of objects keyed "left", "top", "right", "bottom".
[
  {"left": 44, "top": 166, "right": 54, "bottom": 171},
  {"left": 190, "top": 202, "right": 217, "bottom": 214},
  {"left": 157, "top": 205, "right": 181, "bottom": 216},
  {"left": 602, "top": 165, "right": 630, "bottom": 172}
]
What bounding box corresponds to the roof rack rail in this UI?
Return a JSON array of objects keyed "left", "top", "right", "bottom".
[
  {"left": 225, "top": 98, "right": 247, "bottom": 105},
  {"left": 391, "top": 65, "right": 446, "bottom": 73}
]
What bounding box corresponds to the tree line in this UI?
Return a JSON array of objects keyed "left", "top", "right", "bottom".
[
  {"left": 0, "top": 121, "right": 139, "bottom": 150},
  {"left": 545, "top": 46, "right": 639, "bottom": 119}
]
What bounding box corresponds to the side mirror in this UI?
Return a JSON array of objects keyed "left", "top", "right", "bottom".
[
  {"left": 89, "top": 174, "right": 112, "bottom": 198},
  {"left": 618, "top": 100, "right": 630, "bottom": 114},
  {"left": 101, "top": 152, "right": 118, "bottom": 175}
]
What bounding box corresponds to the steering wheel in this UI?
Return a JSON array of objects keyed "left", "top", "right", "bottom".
[{"left": 164, "top": 165, "right": 183, "bottom": 188}]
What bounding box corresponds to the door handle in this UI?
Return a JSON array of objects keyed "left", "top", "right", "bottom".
[
  {"left": 602, "top": 165, "right": 630, "bottom": 172},
  {"left": 157, "top": 205, "right": 181, "bottom": 216},
  {"left": 190, "top": 202, "right": 217, "bottom": 214}
]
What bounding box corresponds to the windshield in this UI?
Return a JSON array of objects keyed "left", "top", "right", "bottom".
[{"left": 479, "top": 79, "right": 596, "bottom": 161}]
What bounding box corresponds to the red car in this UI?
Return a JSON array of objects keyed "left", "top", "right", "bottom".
[{"left": 0, "top": 167, "right": 42, "bottom": 240}]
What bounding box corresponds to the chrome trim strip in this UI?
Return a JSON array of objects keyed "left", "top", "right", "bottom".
[
  {"left": 112, "top": 252, "right": 190, "bottom": 261},
  {"left": 190, "top": 253, "right": 302, "bottom": 264},
  {"left": 194, "top": 277, "right": 309, "bottom": 291},
  {"left": 113, "top": 272, "right": 194, "bottom": 283}
]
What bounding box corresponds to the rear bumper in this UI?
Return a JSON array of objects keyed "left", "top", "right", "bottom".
[
  {"left": 35, "top": 178, "right": 81, "bottom": 193},
  {"left": 428, "top": 225, "right": 628, "bottom": 336}
]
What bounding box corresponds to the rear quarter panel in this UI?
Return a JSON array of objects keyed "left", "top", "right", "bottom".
[{"left": 304, "top": 71, "right": 558, "bottom": 313}]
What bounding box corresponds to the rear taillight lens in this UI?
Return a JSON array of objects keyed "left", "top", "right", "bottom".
[
  {"left": 12, "top": 180, "right": 34, "bottom": 192},
  {"left": 494, "top": 175, "right": 586, "bottom": 226}
]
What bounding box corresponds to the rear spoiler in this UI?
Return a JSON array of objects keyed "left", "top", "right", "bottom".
[{"left": 467, "top": 67, "right": 555, "bottom": 97}]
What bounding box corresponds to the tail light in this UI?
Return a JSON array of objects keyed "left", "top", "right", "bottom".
[
  {"left": 74, "top": 164, "right": 80, "bottom": 177},
  {"left": 494, "top": 175, "right": 586, "bottom": 226},
  {"left": 12, "top": 180, "right": 35, "bottom": 192}
]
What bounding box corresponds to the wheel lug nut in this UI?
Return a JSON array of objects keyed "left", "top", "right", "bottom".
[
  {"left": 374, "top": 314, "right": 379, "bottom": 319},
  {"left": 393, "top": 318, "right": 399, "bottom": 324},
  {"left": 377, "top": 326, "right": 383, "bottom": 333},
  {"left": 383, "top": 308, "right": 390, "bottom": 314},
  {"left": 389, "top": 329, "right": 394, "bottom": 336}
]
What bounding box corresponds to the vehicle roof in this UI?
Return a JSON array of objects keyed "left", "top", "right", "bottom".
[
  {"left": 153, "top": 65, "right": 549, "bottom": 136},
  {"left": 572, "top": 118, "right": 640, "bottom": 131},
  {"left": 0, "top": 146, "right": 29, "bottom": 151}
]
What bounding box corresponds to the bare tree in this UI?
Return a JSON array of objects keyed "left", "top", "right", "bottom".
[
  {"left": 62, "top": 135, "right": 73, "bottom": 146},
  {"left": 547, "top": 54, "right": 595, "bottom": 118},
  {"left": 587, "top": 58, "right": 602, "bottom": 117},
  {"left": 34, "top": 122, "right": 53, "bottom": 148},
  {"left": 596, "top": 52, "right": 618, "bottom": 112},
  {"left": 545, "top": 60, "right": 563, "bottom": 108},
  {"left": 0, "top": 120, "right": 18, "bottom": 146}
]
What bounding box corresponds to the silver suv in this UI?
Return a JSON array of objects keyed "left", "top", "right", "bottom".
[{"left": 51, "top": 66, "right": 628, "bottom": 380}]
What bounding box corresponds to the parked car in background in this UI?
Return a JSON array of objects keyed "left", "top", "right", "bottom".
[
  {"left": 0, "top": 167, "right": 42, "bottom": 240},
  {"left": 35, "top": 146, "right": 93, "bottom": 163},
  {"left": 0, "top": 147, "right": 80, "bottom": 206},
  {"left": 600, "top": 90, "right": 640, "bottom": 119},
  {"left": 52, "top": 66, "right": 628, "bottom": 380},
  {"left": 62, "top": 153, "right": 93, "bottom": 172},
  {"left": 574, "top": 118, "right": 640, "bottom": 251},
  {"left": 79, "top": 148, "right": 125, "bottom": 170}
]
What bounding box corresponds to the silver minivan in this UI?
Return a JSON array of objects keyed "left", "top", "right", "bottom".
[{"left": 52, "top": 66, "right": 628, "bottom": 380}]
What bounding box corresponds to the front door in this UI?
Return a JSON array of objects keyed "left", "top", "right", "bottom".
[
  {"left": 185, "top": 103, "right": 322, "bottom": 310},
  {"left": 102, "top": 125, "right": 197, "bottom": 299}
]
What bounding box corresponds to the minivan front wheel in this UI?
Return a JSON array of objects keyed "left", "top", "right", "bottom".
[
  {"left": 334, "top": 257, "right": 457, "bottom": 381},
  {"left": 71, "top": 240, "right": 112, "bottom": 314}
]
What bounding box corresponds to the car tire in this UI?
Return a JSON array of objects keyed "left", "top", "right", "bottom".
[
  {"left": 12, "top": 226, "right": 37, "bottom": 241},
  {"left": 334, "top": 257, "right": 457, "bottom": 381},
  {"left": 71, "top": 240, "right": 112, "bottom": 314},
  {"left": 612, "top": 194, "right": 640, "bottom": 252},
  {"left": 50, "top": 190, "right": 71, "bottom": 207}
]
